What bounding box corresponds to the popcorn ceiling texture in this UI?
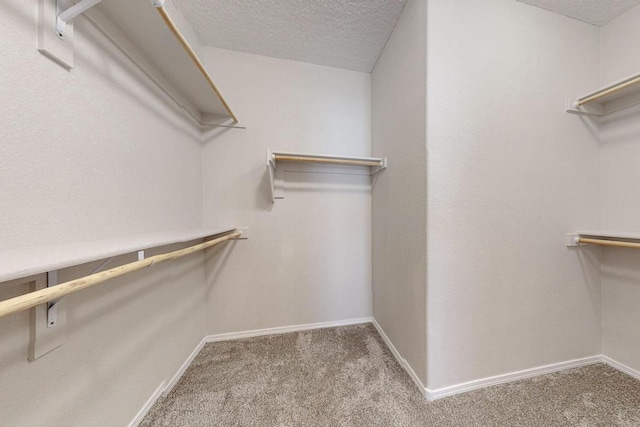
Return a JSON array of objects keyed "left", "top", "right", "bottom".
[
  {"left": 518, "top": 0, "right": 640, "bottom": 26},
  {"left": 171, "top": 0, "right": 407, "bottom": 72}
]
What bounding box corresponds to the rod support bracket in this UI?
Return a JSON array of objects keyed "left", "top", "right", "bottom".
[
  {"left": 236, "top": 228, "right": 249, "bottom": 239},
  {"left": 566, "top": 233, "right": 583, "bottom": 247},
  {"left": 47, "top": 271, "right": 60, "bottom": 327}
]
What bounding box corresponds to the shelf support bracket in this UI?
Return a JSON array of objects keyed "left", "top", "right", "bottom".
[
  {"left": 267, "top": 149, "right": 284, "bottom": 203},
  {"left": 46, "top": 271, "right": 60, "bottom": 327},
  {"left": 56, "top": 0, "right": 102, "bottom": 38}
]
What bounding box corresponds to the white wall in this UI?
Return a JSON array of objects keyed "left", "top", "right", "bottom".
[
  {"left": 426, "top": 0, "right": 602, "bottom": 390},
  {"left": 371, "top": 0, "right": 427, "bottom": 385},
  {"left": 599, "top": 4, "right": 640, "bottom": 373},
  {"left": 199, "top": 48, "right": 373, "bottom": 334},
  {"left": 0, "top": 1, "right": 208, "bottom": 424}
]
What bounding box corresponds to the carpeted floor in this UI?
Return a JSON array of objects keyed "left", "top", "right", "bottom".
[{"left": 141, "top": 324, "right": 640, "bottom": 426}]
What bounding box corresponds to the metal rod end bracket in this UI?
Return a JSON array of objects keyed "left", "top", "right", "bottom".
[{"left": 566, "top": 233, "right": 582, "bottom": 247}]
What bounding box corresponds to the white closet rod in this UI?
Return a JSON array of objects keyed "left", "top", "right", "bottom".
[
  {"left": 0, "top": 231, "right": 241, "bottom": 319},
  {"left": 577, "top": 74, "right": 640, "bottom": 106}
]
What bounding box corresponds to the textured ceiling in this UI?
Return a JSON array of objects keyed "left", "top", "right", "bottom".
[
  {"left": 518, "top": 0, "right": 640, "bottom": 26},
  {"left": 171, "top": 0, "right": 407, "bottom": 72}
]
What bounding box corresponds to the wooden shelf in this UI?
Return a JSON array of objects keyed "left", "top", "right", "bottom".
[
  {"left": 85, "top": 0, "right": 237, "bottom": 126},
  {"left": 566, "top": 72, "right": 640, "bottom": 117},
  {"left": 0, "top": 227, "right": 237, "bottom": 283},
  {"left": 267, "top": 149, "right": 387, "bottom": 202}
]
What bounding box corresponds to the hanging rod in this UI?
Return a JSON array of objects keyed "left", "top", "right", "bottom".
[
  {"left": 270, "top": 151, "right": 386, "bottom": 168},
  {"left": 151, "top": 0, "right": 238, "bottom": 124},
  {"left": 576, "top": 73, "right": 640, "bottom": 107},
  {"left": 577, "top": 237, "right": 640, "bottom": 249},
  {"left": 0, "top": 231, "right": 240, "bottom": 319},
  {"left": 566, "top": 232, "right": 640, "bottom": 249},
  {"left": 275, "top": 155, "right": 381, "bottom": 167}
]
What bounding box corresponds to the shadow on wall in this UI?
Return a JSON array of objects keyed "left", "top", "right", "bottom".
[
  {"left": 5, "top": 0, "right": 203, "bottom": 143},
  {"left": 0, "top": 1, "right": 31, "bottom": 27},
  {"left": 201, "top": 124, "right": 233, "bottom": 142},
  {"left": 600, "top": 247, "right": 640, "bottom": 283},
  {"left": 0, "top": 243, "right": 207, "bottom": 426},
  {"left": 574, "top": 245, "right": 604, "bottom": 312},
  {"left": 74, "top": 18, "right": 202, "bottom": 142},
  {"left": 601, "top": 105, "right": 640, "bottom": 144},
  {"left": 575, "top": 114, "right": 600, "bottom": 143},
  {"left": 57, "top": 255, "right": 204, "bottom": 420},
  {"left": 0, "top": 280, "right": 31, "bottom": 371},
  {"left": 259, "top": 168, "right": 275, "bottom": 211},
  {"left": 65, "top": 242, "right": 205, "bottom": 327},
  {"left": 262, "top": 170, "right": 373, "bottom": 209},
  {"left": 203, "top": 242, "right": 237, "bottom": 294}
]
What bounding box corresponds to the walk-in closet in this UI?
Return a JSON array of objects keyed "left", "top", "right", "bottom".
[{"left": 2, "top": 0, "right": 640, "bottom": 425}]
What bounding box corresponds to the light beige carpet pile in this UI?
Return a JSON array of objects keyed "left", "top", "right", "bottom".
[{"left": 142, "top": 324, "right": 640, "bottom": 426}]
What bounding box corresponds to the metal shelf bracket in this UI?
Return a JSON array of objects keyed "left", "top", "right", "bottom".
[
  {"left": 46, "top": 271, "right": 60, "bottom": 327},
  {"left": 56, "top": 0, "right": 103, "bottom": 38}
]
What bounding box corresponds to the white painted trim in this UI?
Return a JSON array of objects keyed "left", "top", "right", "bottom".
[
  {"left": 425, "top": 355, "right": 602, "bottom": 401},
  {"left": 205, "top": 317, "right": 373, "bottom": 343},
  {"left": 371, "top": 318, "right": 428, "bottom": 398},
  {"left": 129, "top": 318, "right": 373, "bottom": 426},
  {"left": 128, "top": 381, "right": 165, "bottom": 427},
  {"left": 128, "top": 336, "right": 208, "bottom": 426},
  {"left": 602, "top": 355, "right": 640, "bottom": 381},
  {"left": 132, "top": 318, "right": 640, "bottom": 426},
  {"left": 164, "top": 336, "right": 209, "bottom": 395}
]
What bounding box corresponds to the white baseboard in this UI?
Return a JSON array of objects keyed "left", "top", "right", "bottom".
[
  {"left": 205, "top": 317, "right": 373, "bottom": 343},
  {"left": 371, "top": 318, "right": 427, "bottom": 398},
  {"left": 164, "top": 336, "right": 209, "bottom": 395},
  {"left": 130, "top": 317, "right": 374, "bottom": 425},
  {"left": 132, "top": 317, "right": 640, "bottom": 426},
  {"left": 128, "top": 381, "right": 165, "bottom": 427},
  {"left": 127, "top": 336, "right": 208, "bottom": 427},
  {"left": 602, "top": 355, "right": 640, "bottom": 380},
  {"left": 425, "top": 355, "right": 602, "bottom": 401}
]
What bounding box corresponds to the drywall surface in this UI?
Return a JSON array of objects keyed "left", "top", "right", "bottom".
[
  {"left": 200, "top": 48, "right": 373, "bottom": 334},
  {"left": 173, "top": 0, "right": 407, "bottom": 73},
  {"left": 426, "top": 0, "right": 602, "bottom": 390},
  {"left": 599, "top": 4, "right": 640, "bottom": 373},
  {"left": 0, "top": 2, "right": 207, "bottom": 425},
  {"left": 371, "top": 0, "right": 427, "bottom": 385},
  {"left": 518, "top": 0, "right": 640, "bottom": 26}
]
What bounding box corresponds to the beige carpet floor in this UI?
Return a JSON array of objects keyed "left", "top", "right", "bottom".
[{"left": 142, "top": 324, "right": 640, "bottom": 426}]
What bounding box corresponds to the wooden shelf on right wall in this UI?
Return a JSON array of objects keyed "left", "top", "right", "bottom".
[{"left": 566, "top": 72, "right": 640, "bottom": 117}]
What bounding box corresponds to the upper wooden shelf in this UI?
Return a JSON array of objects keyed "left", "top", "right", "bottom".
[
  {"left": 86, "top": 0, "right": 238, "bottom": 126},
  {"left": 566, "top": 72, "right": 640, "bottom": 117},
  {"left": 0, "top": 227, "right": 237, "bottom": 284}
]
